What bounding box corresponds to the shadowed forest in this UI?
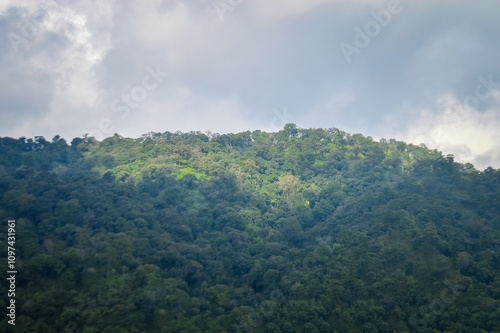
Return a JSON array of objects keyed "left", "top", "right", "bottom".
[{"left": 1, "top": 124, "right": 500, "bottom": 332}]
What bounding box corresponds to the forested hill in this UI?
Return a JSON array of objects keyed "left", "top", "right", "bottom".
[{"left": 1, "top": 124, "right": 500, "bottom": 332}]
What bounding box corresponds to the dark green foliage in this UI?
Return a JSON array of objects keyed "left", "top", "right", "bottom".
[{"left": 1, "top": 125, "right": 499, "bottom": 332}]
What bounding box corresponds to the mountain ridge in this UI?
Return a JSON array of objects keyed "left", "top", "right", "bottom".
[{"left": 1, "top": 124, "right": 499, "bottom": 332}]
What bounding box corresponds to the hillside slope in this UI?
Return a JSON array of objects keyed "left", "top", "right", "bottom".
[{"left": 1, "top": 125, "right": 500, "bottom": 332}]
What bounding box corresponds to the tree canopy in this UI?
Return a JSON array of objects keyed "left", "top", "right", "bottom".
[{"left": 1, "top": 126, "right": 500, "bottom": 332}]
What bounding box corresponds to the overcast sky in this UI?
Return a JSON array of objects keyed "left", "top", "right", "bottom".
[{"left": 1, "top": 0, "right": 499, "bottom": 169}]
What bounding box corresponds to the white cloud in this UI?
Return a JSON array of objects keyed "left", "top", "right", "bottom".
[
  {"left": 397, "top": 94, "right": 500, "bottom": 170},
  {"left": 0, "top": 0, "right": 36, "bottom": 17},
  {"left": 0, "top": 0, "right": 114, "bottom": 138},
  {"left": 42, "top": 8, "right": 107, "bottom": 106}
]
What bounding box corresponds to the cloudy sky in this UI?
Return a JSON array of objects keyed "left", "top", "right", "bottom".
[{"left": 1, "top": 0, "right": 499, "bottom": 169}]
